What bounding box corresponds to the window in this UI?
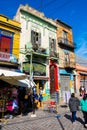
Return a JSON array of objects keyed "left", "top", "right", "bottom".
[
  {"left": 63, "top": 30, "right": 68, "bottom": 44},
  {"left": 65, "top": 52, "right": 70, "bottom": 64},
  {"left": 31, "top": 30, "right": 41, "bottom": 45},
  {"left": 49, "top": 37, "right": 56, "bottom": 52}
]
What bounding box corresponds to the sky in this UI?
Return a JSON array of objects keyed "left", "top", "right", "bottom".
[{"left": 0, "top": 0, "right": 87, "bottom": 58}]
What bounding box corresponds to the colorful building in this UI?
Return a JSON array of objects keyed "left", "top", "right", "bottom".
[
  {"left": 0, "top": 14, "right": 29, "bottom": 117},
  {"left": 56, "top": 19, "right": 76, "bottom": 103},
  {"left": 76, "top": 63, "right": 87, "bottom": 93},
  {"left": 0, "top": 14, "right": 21, "bottom": 67},
  {"left": 14, "top": 4, "right": 59, "bottom": 101}
]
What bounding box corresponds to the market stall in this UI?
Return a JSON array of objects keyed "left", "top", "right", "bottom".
[{"left": 0, "top": 69, "right": 30, "bottom": 118}]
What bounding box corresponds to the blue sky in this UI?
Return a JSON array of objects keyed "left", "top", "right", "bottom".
[{"left": 0, "top": 0, "right": 87, "bottom": 58}]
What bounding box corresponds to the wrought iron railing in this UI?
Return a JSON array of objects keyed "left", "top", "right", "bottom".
[
  {"left": 64, "top": 61, "right": 76, "bottom": 68},
  {"left": 58, "top": 37, "right": 75, "bottom": 48}
]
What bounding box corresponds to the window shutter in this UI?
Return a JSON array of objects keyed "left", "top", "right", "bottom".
[
  {"left": 49, "top": 37, "right": 51, "bottom": 50},
  {"left": 54, "top": 39, "right": 56, "bottom": 51},
  {"left": 38, "top": 33, "right": 41, "bottom": 45},
  {"left": 31, "top": 30, "right": 34, "bottom": 44}
]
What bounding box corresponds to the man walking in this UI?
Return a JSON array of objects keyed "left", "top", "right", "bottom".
[{"left": 69, "top": 93, "right": 80, "bottom": 123}]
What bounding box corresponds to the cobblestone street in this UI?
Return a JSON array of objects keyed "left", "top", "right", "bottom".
[{"left": 0, "top": 104, "right": 87, "bottom": 130}]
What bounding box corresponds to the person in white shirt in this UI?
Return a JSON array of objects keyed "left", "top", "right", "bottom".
[{"left": 12, "top": 96, "right": 18, "bottom": 116}]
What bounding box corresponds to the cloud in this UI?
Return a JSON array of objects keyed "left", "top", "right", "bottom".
[{"left": 75, "top": 32, "right": 87, "bottom": 57}]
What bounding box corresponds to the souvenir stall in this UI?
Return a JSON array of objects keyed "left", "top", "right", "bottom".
[
  {"left": 0, "top": 70, "right": 30, "bottom": 118},
  {"left": 0, "top": 80, "right": 18, "bottom": 118}
]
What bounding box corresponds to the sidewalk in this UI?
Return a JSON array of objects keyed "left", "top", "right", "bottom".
[{"left": 0, "top": 103, "right": 86, "bottom": 130}]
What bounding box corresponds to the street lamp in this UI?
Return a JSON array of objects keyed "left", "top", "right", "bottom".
[
  {"left": 30, "top": 50, "right": 33, "bottom": 81},
  {"left": 24, "top": 45, "right": 34, "bottom": 86}
]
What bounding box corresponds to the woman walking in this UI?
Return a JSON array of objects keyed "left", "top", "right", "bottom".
[
  {"left": 69, "top": 93, "right": 80, "bottom": 123},
  {"left": 80, "top": 93, "right": 87, "bottom": 128}
]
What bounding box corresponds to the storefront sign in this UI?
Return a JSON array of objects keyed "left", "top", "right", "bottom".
[
  {"left": 0, "top": 52, "right": 10, "bottom": 61},
  {"left": 1, "top": 30, "right": 13, "bottom": 37},
  {"left": 0, "top": 52, "right": 17, "bottom": 63},
  {"left": 23, "top": 62, "right": 46, "bottom": 76}
]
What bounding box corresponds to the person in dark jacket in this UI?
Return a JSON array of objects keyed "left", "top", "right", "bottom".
[{"left": 69, "top": 93, "right": 80, "bottom": 123}]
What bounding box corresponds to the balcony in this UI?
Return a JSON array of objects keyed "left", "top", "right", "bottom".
[
  {"left": 25, "top": 43, "right": 59, "bottom": 59},
  {"left": 64, "top": 61, "right": 76, "bottom": 69},
  {"left": 58, "top": 37, "right": 75, "bottom": 50},
  {"left": 25, "top": 45, "right": 49, "bottom": 60}
]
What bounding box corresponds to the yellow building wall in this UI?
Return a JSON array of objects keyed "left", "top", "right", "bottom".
[
  {"left": 57, "top": 26, "right": 73, "bottom": 42},
  {"left": 0, "top": 15, "right": 21, "bottom": 59},
  {"left": 56, "top": 23, "right": 75, "bottom": 68},
  {"left": 12, "top": 33, "right": 20, "bottom": 59}
]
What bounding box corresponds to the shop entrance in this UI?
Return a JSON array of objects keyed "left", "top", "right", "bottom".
[
  {"left": 0, "top": 80, "right": 28, "bottom": 118},
  {"left": 60, "top": 75, "right": 70, "bottom": 103},
  {"left": 34, "top": 80, "right": 45, "bottom": 94},
  {"left": 0, "top": 80, "right": 19, "bottom": 118}
]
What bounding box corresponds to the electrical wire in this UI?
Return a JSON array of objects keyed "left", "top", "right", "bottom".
[
  {"left": 46, "top": 0, "right": 72, "bottom": 17},
  {"left": 37, "top": 0, "right": 72, "bottom": 17},
  {"left": 38, "top": 0, "right": 57, "bottom": 10}
]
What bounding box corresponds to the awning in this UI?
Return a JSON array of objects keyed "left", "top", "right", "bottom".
[
  {"left": 80, "top": 72, "right": 87, "bottom": 76},
  {"left": 0, "top": 69, "right": 30, "bottom": 87},
  {"left": 19, "top": 79, "right": 31, "bottom": 87},
  {"left": 0, "top": 69, "right": 27, "bottom": 80},
  {"left": 0, "top": 76, "right": 30, "bottom": 87}
]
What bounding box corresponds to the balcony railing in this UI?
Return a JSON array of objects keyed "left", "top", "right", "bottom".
[
  {"left": 58, "top": 37, "right": 75, "bottom": 49},
  {"left": 64, "top": 61, "right": 76, "bottom": 69},
  {"left": 25, "top": 43, "right": 59, "bottom": 58}
]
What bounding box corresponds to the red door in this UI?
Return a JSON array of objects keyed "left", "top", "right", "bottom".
[
  {"left": 49, "top": 60, "right": 59, "bottom": 94},
  {"left": 0, "top": 36, "right": 11, "bottom": 53}
]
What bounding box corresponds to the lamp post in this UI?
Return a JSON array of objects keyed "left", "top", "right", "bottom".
[
  {"left": 24, "top": 46, "right": 33, "bottom": 86},
  {"left": 30, "top": 51, "right": 33, "bottom": 81},
  {"left": 29, "top": 49, "right": 36, "bottom": 117},
  {"left": 29, "top": 49, "right": 34, "bottom": 89}
]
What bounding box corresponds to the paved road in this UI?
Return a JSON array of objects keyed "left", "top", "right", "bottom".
[{"left": 1, "top": 105, "right": 87, "bottom": 130}]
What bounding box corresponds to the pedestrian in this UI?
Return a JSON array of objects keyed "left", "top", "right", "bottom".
[
  {"left": 69, "top": 93, "right": 80, "bottom": 123},
  {"left": 12, "top": 96, "right": 19, "bottom": 117},
  {"left": 80, "top": 93, "right": 87, "bottom": 128},
  {"left": 22, "top": 88, "right": 29, "bottom": 116},
  {"left": 27, "top": 89, "right": 34, "bottom": 112},
  {"left": 38, "top": 92, "right": 43, "bottom": 107},
  {"left": 79, "top": 86, "right": 85, "bottom": 97},
  {"left": 30, "top": 89, "right": 37, "bottom": 117}
]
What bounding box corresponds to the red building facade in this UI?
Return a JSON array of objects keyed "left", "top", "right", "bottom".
[{"left": 49, "top": 60, "right": 59, "bottom": 94}]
